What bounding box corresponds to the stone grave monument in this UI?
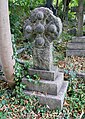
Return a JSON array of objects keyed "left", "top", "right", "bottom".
[
  {"left": 66, "top": 36, "right": 85, "bottom": 56},
  {"left": 22, "top": 7, "right": 68, "bottom": 110}
]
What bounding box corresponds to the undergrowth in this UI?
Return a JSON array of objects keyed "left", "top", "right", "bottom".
[
  {"left": 0, "top": 1, "right": 85, "bottom": 118},
  {"left": 0, "top": 55, "right": 85, "bottom": 118},
  {"left": 0, "top": 24, "right": 85, "bottom": 119}
]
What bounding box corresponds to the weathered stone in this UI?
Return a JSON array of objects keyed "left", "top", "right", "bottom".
[
  {"left": 66, "top": 36, "right": 85, "bottom": 56},
  {"left": 67, "top": 43, "right": 85, "bottom": 50},
  {"left": 33, "top": 42, "right": 53, "bottom": 70},
  {"left": 24, "top": 7, "right": 62, "bottom": 71},
  {"left": 28, "top": 66, "right": 58, "bottom": 81},
  {"left": 72, "top": 36, "right": 85, "bottom": 42},
  {"left": 24, "top": 81, "right": 68, "bottom": 110},
  {"left": 25, "top": 25, "right": 32, "bottom": 33},
  {"left": 23, "top": 7, "right": 68, "bottom": 110},
  {"left": 22, "top": 72, "right": 63, "bottom": 95},
  {"left": 66, "top": 50, "right": 85, "bottom": 56}
]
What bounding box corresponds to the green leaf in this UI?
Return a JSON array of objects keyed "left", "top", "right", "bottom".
[{"left": 2, "top": 100, "right": 6, "bottom": 105}]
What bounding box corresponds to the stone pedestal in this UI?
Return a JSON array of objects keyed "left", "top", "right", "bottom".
[
  {"left": 23, "top": 7, "right": 68, "bottom": 110},
  {"left": 28, "top": 66, "right": 58, "bottom": 81},
  {"left": 66, "top": 36, "right": 85, "bottom": 56},
  {"left": 24, "top": 81, "right": 68, "bottom": 110},
  {"left": 22, "top": 69, "right": 68, "bottom": 110}
]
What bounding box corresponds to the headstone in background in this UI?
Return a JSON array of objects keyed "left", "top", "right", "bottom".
[{"left": 66, "top": 36, "right": 85, "bottom": 56}]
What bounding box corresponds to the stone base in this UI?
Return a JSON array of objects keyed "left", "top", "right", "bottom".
[
  {"left": 23, "top": 67, "right": 68, "bottom": 110},
  {"left": 72, "top": 36, "right": 85, "bottom": 42},
  {"left": 22, "top": 72, "right": 64, "bottom": 95},
  {"left": 66, "top": 50, "right": 85, "bottom": 56},
  {"left": 24, "top": 81, "right": 68, "bottom": 110},
  {"left": 67, "top": 43, "right": 85, "bottom": 50},
  {"left": 28, "top": 66, "right": 58, "bottom": 81},
  {"left": 66, "top": 36, "right": 85, "bottom": 56}
]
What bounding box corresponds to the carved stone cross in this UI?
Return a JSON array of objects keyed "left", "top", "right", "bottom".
[
  {"left": 24, "top": 7, "right": 62, "bottom": 71},
  {"left": 23, "top": 8, "right": 68, "bottom": 110}
]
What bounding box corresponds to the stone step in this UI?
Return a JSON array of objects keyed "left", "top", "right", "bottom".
[
  {"left": 22, "top": 72, "right": 64, "bottom": 95},
  {"left": 24, "top": 81, "right": 68, "bottom": 110},
  {"left": 66, "top": 50, "right": 85, "bottom": 56},
  {"left": 67, "top": 43, "right": 85, "bottom": 50},
  {"left": 28, "top": 66, "right": 58, "bottom": 81},
  {"left": 72, "top": 36, "right": 85, "bottom": 42}
]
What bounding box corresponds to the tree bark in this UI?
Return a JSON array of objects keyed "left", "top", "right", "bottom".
[
  {"left": 62, "top": 0, "right": 71, "bottom": 22},
  {"left": 77, "top": 0, "right": 84, "bottom": 36},
  {"left": 0, "top": 0, "right": 15, "bottom": 87}
]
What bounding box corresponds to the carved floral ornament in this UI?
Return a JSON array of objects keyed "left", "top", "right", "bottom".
[{"left": 24, "top": 7, "right": 62, "bottom": 48}]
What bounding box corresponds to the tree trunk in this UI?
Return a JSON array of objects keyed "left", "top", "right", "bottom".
[
  {"left": 77, "top": 0, "right": 84, "bottom": 36},
  {"left": 46, "top": 0, "right": 53, "bottom": 8},
  {"left": 0, "top": 0, "right": 15, "bottom": 87}
]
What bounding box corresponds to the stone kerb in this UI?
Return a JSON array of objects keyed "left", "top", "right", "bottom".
[{"left": 66, "top": 36, "right": 85, "bottom": 56}]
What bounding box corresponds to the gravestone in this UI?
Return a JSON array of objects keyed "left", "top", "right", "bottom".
[
  {"left": 66, "top": 36, "right": 85, "bottom": 56},
  {"left": 22, "top": 7, "right": 68, "bottom": 110}
]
